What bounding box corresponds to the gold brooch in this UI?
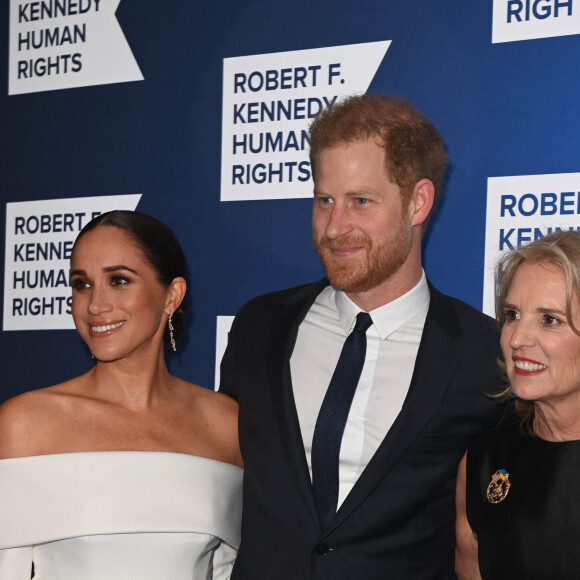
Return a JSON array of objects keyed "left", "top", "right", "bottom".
[{"left": 486, "top": 469, "right": 511, "bottom": 504}]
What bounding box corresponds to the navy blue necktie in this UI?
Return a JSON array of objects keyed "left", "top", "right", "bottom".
[{"left": 311, "top": 312, "right": 373, "bottom": 530}]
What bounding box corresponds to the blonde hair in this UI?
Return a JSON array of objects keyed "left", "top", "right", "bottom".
[{"left": 495, "top": 230, "right": 580, "bottom": 433}]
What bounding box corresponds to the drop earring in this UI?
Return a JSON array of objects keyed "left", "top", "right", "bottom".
[{"left": 168, "top": 311, "right": 176, "bottom": 352}]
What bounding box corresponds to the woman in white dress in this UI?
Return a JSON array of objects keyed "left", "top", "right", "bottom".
[{"left": 0, "top": 210, "right": 243, "bottom": 580}]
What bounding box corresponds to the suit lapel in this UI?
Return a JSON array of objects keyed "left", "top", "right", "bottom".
[
  {"left": 266, "top": 279, "right": 329, "bottom": 525},
  {"left": 325, "top": 285, "right": 463, "bottom": 534}
]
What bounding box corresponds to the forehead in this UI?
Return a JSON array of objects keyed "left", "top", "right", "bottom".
[
  {"left": 508, "top": 261, "right": 567, "bottom": 301},
  {"left": 71, "top": 226, "right": 146, "bottom": 266},
  {"left": 314, "top": 139, "right": 391, "bottom": 186}
]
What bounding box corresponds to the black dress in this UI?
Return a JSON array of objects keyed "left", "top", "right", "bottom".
[{"left": 466, "top": 424, "right": 580, "bottom": 579}]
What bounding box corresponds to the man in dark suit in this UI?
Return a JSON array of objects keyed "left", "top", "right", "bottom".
[{"left": 220, "top": 94, "right": 507, "bottom": 579}]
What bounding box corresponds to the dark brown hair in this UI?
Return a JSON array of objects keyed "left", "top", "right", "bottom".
[{"left": 74, "top": 210, "right": 188, "bottom": 346}]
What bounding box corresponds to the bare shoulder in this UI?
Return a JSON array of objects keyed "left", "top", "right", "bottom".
[
  {"left": 176, "top": 380, "right": 242, "bottom": 467},
  {"left": 201, "top": 387, "right": 238, "bottom": 415},
  {"left": 0, "top": 378, "right": 81, "bottom": 459},
  {"left": 178, "top": 379, "right": 238, "bottom": 415},
  {"left": 0, "top": 389, "right": 52, "bottom": 458}
]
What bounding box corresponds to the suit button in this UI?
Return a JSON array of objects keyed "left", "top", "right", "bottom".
[{"left": 314, "top": 542, "right": 330, "bottom": 556}]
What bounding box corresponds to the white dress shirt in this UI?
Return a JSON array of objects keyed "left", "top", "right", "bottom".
[{"left": 290, "top": 271, "right": 430, "bottom": 507}]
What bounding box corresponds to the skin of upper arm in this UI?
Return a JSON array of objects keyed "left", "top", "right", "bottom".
[
  {"left": 455, "top": 452, "right": 482, "bottom": 580},
  {"left": 0, "top": 396, "right": 29, "bottom": 459},
  {"left": 0, "top": 392, "right": 50, "bottom": 459}
]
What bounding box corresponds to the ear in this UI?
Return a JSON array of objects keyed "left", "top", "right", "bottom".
[
  {"left": 164, "top": 277, "right": 187, "bottom": 315},
  {"left": 408, "top": 178, "right": 435, "bottom": 228}
]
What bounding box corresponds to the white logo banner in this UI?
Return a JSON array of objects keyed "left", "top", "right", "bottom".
[
  {"left": 492, "top": 0, "right": 580, "bottom": 43},
  {"left": 3, "top": 194, "right": 141, "bottom": 331},
  {"left": 483, "top": 172, "right": 580, "bottom": 315},
  {"left": 9, "top": 0, "right": 143, "bottom": 95},
  {"left": 221, "top": 40, "right": 391, "bottom": 202}
]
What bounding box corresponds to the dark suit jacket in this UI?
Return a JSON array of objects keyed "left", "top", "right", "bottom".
[{"left": 220, "top": 279, "right": 509, "bottom": 579}]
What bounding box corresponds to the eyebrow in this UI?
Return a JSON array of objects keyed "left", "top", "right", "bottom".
[
  {"left": 503, "top": 302, "right": 567, "bottom": 317},
  {"left": 70, "top": 265, "right": 139, "bottom": 276},
  {"left": 313, "top": 189, "right": 380, "bottom": 197},
  {"left": 537, "top": 307, "right": 567, "bottom": 316}
]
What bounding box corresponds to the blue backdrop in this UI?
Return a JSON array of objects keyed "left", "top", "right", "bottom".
[{"left": 2, "top": 0, "right": 580, "bottom": 402}]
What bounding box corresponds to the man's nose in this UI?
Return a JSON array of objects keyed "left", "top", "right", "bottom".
[{"left": 325, "top": 204, "right": 354, "bottom": 240}]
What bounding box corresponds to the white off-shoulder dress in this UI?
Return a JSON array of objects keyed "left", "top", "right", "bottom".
[{"left": 0, "top": 452, "right": 243, "bottom": 580}]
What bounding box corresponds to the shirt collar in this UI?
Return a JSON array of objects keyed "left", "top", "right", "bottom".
[{"left": 334, "top": 270, "right": 430, "bottom": 339}]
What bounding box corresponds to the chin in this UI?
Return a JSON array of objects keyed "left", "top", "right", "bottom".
[
  {"left": 324, "top": 259, "right": 368, "bottom": 290},
  {"left": 326, "top": 265, "right": 397, "bottom": 294},
  {"left": 327, "top": 272, "right": 369, "bottom": 293},
  {"left": 330, "top": 278, "right": 373, "bottom": 294},
  {"left": 511, "top": 383, "right": 543, "bottom": 402},
  {"left": 91, "top": 350, "right": 126, "bottom": 363}
]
